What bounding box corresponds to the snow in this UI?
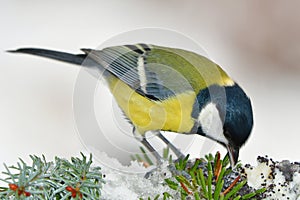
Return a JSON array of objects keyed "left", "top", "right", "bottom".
[
  {"left": 243, "top": 157, "right": 300, "bottom": 200},
  {"left": 91, "top": 151, "right": 300, "bottom": 200},
  {"left": 94, "top": 152, "right": 177, "bottom": 200}
]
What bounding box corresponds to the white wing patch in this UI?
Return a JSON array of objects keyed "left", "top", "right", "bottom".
[
  {"left": 197, "top": 102, "right": 228, "bottom": 145},
  {"left": 137, "top": 55, "right": 147, "bottom": 93}
]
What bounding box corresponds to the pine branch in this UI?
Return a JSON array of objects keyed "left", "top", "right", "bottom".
[{"left": 0, "top": 153, "right": 104, "bottom": 199}]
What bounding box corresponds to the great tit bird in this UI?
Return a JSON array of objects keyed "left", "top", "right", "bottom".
[{"left": 8, "top": 44, "right": 253, "bottom": 166}]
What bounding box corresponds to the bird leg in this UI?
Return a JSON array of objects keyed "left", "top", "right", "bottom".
[
  {"left": 153, "top": 131, "right": 185, "bottom": 159},
  {"left": 133, "top": 128, "right": 185, "bottom": 165},
  {"left": 133, "top": 127, "right": 163, "bottom": 165},
  {"left": 140, "top": 138, "right": 163, "bottom": 165}
]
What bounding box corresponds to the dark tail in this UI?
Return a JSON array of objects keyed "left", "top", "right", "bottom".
[{"left": 7, "top": 48, "right": 89, "bottom": 66}]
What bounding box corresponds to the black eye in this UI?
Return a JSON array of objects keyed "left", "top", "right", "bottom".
[{"left": 224, "top": 129, "right": 231, "bottom": 139}]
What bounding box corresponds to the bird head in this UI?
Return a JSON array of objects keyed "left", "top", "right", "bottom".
[{"left": 194, "top": 84, "right": 253, "bottom": 167}]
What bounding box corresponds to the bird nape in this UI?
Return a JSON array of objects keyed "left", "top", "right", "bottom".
[{"left": 8, "top": 43, "right": 253, "bottom": 167}]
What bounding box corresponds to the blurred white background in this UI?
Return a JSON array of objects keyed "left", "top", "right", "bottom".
[{"left": 1, "top": 1, "right": 300, "bottom": 172}]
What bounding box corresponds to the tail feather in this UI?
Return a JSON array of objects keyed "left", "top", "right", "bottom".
[{"left": 7, "top": 48, "right": 88, "bottom": 66}]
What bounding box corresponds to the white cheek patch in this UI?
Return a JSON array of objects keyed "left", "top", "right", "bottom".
[{"left": 197, "top": 102, "right": 228, "bottom": 145}]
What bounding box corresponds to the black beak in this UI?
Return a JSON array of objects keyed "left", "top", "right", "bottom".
[{"left": 226, "top": 144, "right": 239, "bottom": 167}]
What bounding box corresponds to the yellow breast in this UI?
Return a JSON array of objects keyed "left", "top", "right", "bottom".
[{"left": 107, "top": 76, "right": 195, "bottom": 135}]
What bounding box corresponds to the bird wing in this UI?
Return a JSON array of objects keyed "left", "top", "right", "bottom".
[
  {"left": 81, "top": 44, "right": 183, "bottom": 100},
  {"left": 81, "top": 44, "right": 233, "bottom": 101}
]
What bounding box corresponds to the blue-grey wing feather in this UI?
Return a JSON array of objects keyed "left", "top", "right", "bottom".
[{"left": 84, "top": 44, "right": 175, "bottom": 100}]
